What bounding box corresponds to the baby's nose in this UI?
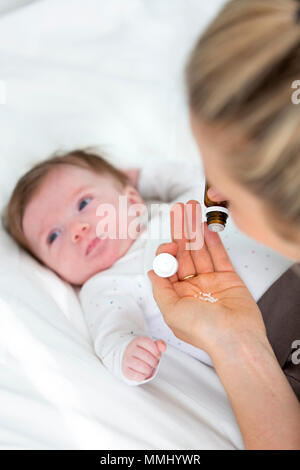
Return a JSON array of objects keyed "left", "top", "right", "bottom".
[{"left": 71, "top": 222, "right": 90, "bottom": 243}]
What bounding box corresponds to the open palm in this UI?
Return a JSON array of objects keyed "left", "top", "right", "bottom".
[{"left": 148, "top": 201, "right": 266, "bottom": 355}]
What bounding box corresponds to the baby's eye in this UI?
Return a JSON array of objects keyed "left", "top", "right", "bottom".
[
  {"left": 78, "top": 197, "right": 92, "bottom": 211},
  {"left": 48, "top": 229, "right": 61, "bottom": 245}
]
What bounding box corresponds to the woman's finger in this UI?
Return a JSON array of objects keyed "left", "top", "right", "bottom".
[
  {"left": 203, "top": 222, "right": 235, "bottom": 272},
  {"left": 185, "top": 200, "right": 214, "bottom": 273},
  {"left": 155, "top": 242, "right": 179, "bottom": 282},
  {"left": 170, "top": 203, "right": 196, "bottom": 280},
  {"left": 207, "top": 187, "right": 227, "bottom": 202},
  {"left": 155, "top": 242, "right": 178, "bottom": 257}
]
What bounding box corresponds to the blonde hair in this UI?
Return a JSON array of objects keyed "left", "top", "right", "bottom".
[
  {"left": 2, "top": 149, "right": 128, "bottom": 257},
  {"left": 186, "top": 0, "right": 300, "bottom": 242}
]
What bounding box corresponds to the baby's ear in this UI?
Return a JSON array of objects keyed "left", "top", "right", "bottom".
[
  {"left": 122, "top": 185, "right": 144, "bottom": 205},
  {"left": 122, "top": 169, "right": 140, "bottom": 188}
]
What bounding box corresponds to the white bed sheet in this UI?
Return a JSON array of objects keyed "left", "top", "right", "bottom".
[
  {"left": 0, "top": 228, "right": 245, "bottom": 450},
  {"left": 0, "top": 0, "right": 292, "bottom": 449}
]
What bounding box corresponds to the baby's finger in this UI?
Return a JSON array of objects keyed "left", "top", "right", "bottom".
[
  {"left": 155, "top": 242, "right": 178, "bottom": 282},
  {"left": 135, "top": 345, "right": 159, "bottom": 368},
  {"left": 203, "top": 222, "right": 235, "bottom": 272},
  {"left": 136, "top": 336, "right": 161, "bottom": 359},
  {"left": 170, "top": 203, "right": 196, "bottom": 280},
  {"left": 125, "top": 368, "right": 151, "bottom": 382},
  {"left": 128, "top": 357, "right": 154, "bottom": 377},
  {"left": 155, "top": 339, "right": 167, "bottom": 354}
]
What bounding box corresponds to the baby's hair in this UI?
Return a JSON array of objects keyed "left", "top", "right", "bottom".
[
  {"left": 186, "top": 0, "right": 300, "bottom": 244},
  {"left": 2, "top": 148, "right": 129, "bottom": 257}
]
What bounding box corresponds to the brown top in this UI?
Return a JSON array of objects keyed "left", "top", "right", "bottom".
[{"left": 257, "top": 265, "right": 300, "bottom": 401}]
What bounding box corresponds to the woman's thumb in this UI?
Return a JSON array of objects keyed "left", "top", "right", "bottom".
[{"left": 147, "top": 270, "right": 179, "bottom": 312}]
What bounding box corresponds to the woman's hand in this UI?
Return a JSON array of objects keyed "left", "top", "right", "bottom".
[
  {"left": 148, "top": 200, "right": 300, "bottom": 450},
  {"left": 148, "top": 200, "right": 267, "bottom": 357}
]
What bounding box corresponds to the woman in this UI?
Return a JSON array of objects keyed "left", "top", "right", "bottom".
[{"left": 148, "top": 0, "right": 300, "bottom": 450}]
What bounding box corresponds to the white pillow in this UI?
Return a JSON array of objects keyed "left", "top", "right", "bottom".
[{"left": 0, "top": 0, "right": 39, "bottom": 16}]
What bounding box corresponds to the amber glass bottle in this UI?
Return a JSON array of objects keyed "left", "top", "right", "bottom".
[{"left": 204, "top": 182, "right": 229, "bottom": 232}]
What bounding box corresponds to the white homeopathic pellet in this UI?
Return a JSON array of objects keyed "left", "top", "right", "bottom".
[{"left": 152, "top": 253, "right": 179, "bottom": 278}]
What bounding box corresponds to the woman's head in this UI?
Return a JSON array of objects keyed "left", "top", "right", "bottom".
[{"left": 186, "top": 0, "right": 300, "bottom": 260}]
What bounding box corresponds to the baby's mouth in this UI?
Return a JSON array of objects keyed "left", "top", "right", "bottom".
[{"left": 86, "top": 237, "right": 101, "bottom": 256}]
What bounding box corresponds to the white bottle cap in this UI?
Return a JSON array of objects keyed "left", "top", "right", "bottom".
[{"left": 152, "top": 253, "right": 178, "bottom": 278}]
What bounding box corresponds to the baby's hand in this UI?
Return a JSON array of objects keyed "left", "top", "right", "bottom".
[{"left": 122, "top": 336, "right": 166, "bottom": 382}]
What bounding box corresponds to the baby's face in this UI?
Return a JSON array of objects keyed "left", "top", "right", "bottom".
[{"left": 22, "top": 164, "right": 144, "bottom": 285}]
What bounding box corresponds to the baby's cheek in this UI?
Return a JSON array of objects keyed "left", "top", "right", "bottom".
[{"left": 54, "top": 248, "right": 81, "bottom": 283}]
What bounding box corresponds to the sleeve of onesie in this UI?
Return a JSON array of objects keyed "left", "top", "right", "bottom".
[
  {"left": 137, "top": 158, "right": 206, "bottom": 204},
  {"left": 80, "top": 282, "right": 161, "bottom": 386}
]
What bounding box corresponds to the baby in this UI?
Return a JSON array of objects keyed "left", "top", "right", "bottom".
[{"left": 3, "top": 149, "right": 210, "bottom": 386}]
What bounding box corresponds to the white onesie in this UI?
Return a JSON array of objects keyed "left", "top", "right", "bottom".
[{"left": 79, "top": 159, "right": 292, "bottom": 386}]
